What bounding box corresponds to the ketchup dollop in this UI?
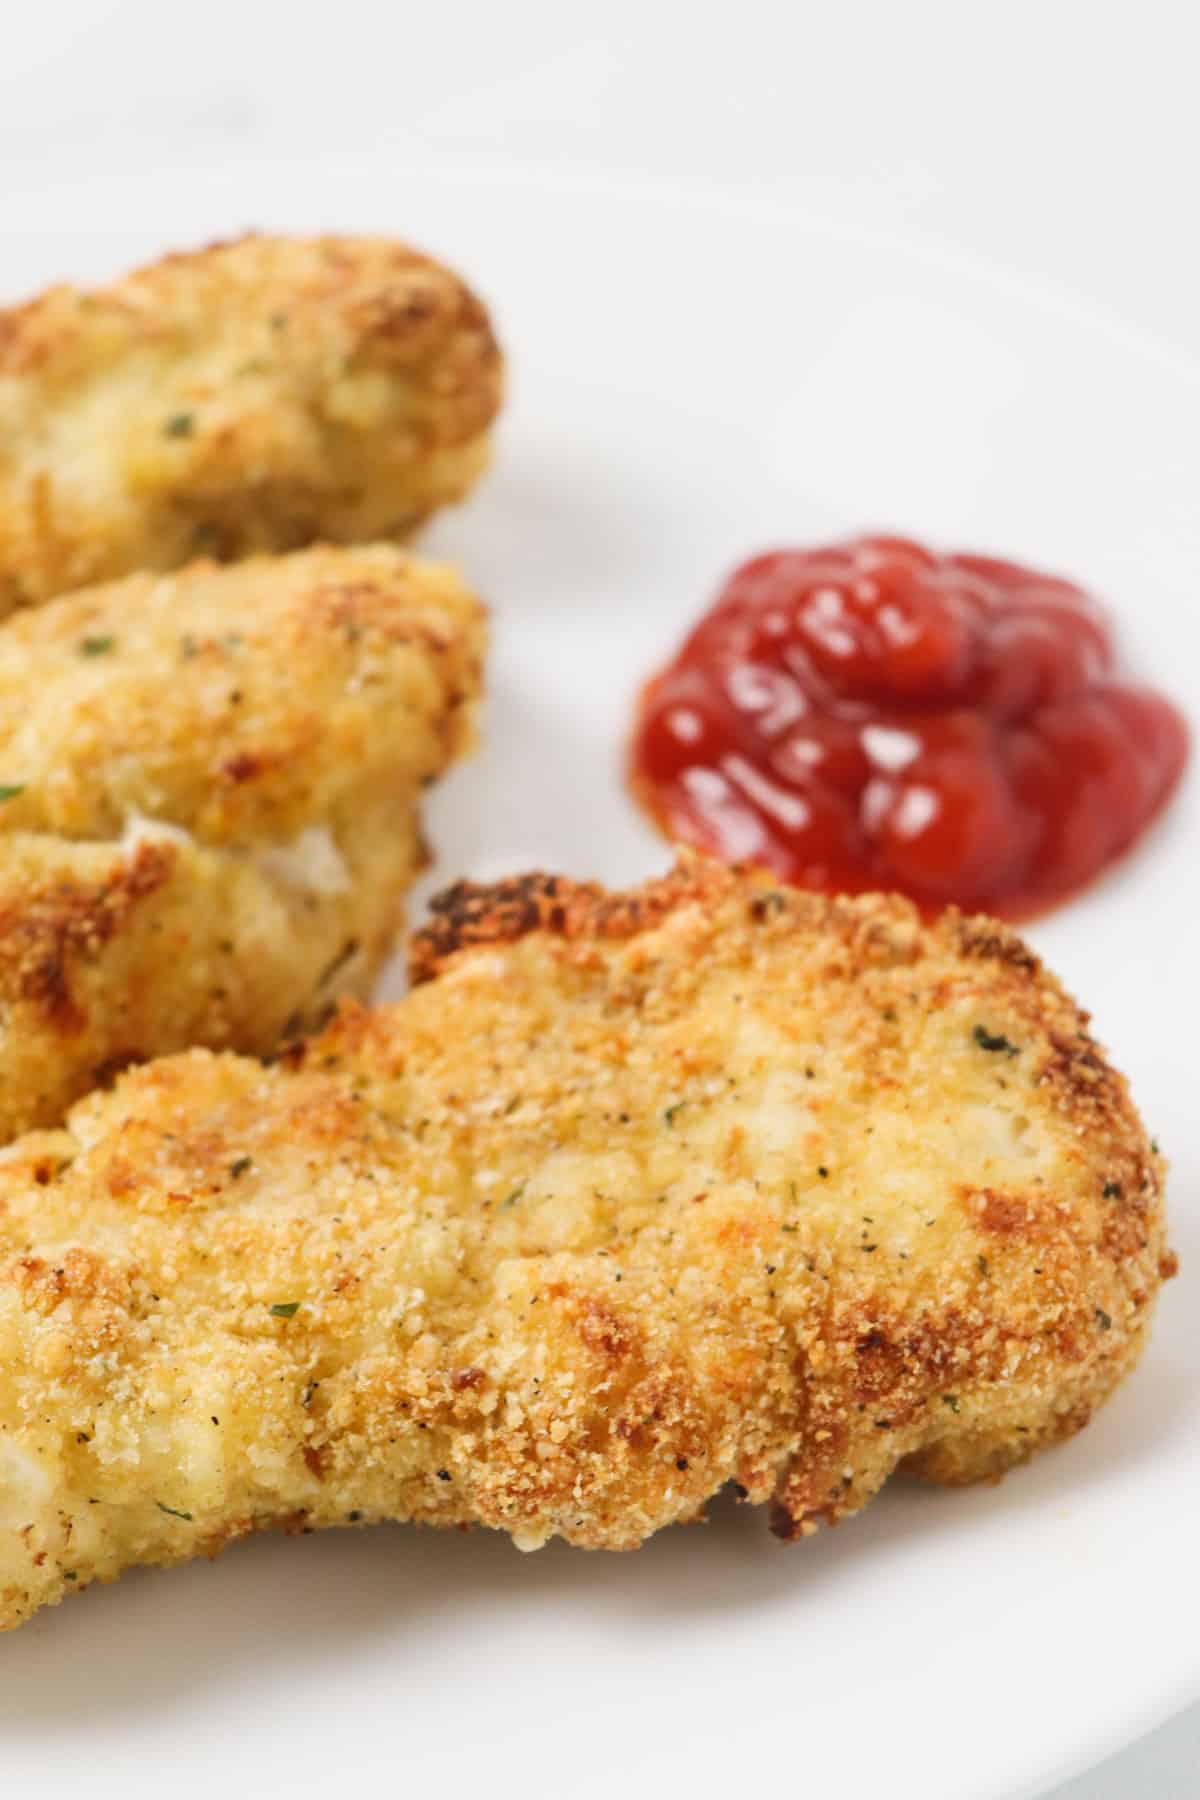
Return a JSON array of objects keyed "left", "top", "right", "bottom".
[{"left": 631, "top": 536, "right": 1188, "bottom": 919}]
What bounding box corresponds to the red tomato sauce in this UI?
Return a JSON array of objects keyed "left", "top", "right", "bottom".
[{"left": 630, "top": 535, "right": 1188, "bottom": 920}]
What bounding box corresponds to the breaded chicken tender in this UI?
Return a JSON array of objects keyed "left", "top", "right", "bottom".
[
  {"left": 0, "top": 544, "right": 484, "bottom": 1141},
  {"left": 0, "top": 234, "right": 502, "bottom": 614},
  {"left": 0, "top": 856, "right": 1165, "bottom": 1634},
  {"left": 0, "top": 858, "right": 1172, "bottom": 1631}
]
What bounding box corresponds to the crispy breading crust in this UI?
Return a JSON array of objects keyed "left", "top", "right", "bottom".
[
  {"left": 0, "top": 856, "right": 1171, "bottom": 1629},
  {"left": 0, "top": 544, "right": 485, "bottom": 1140},
  {"left": 0, "top": 233, "right": 502, "bottom": 613}
]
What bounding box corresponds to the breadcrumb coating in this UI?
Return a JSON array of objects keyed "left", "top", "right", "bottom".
[
  {"left": 0, "top": 856, "right": 1171, "bottom": 1630},
  {"left": 0, "top": 233, "right": 502, "bottom": 613},
  {"left": 0, "top": 544, "right": 485, "bottom": 1140}
]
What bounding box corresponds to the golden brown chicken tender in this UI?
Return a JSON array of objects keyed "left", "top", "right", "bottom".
[
  {"left": 0, "top": 857, "right": 1171, "bottom": 1630},
  {"left": 0, "top": 233, "right": 502, "bottom": 614},
  {"left": 0, "top": 544, "right": 485, "bottom": 1141}
]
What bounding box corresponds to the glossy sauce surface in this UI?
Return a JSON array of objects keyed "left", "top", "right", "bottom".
[{"left": 631, "top": 536, "right": 1188, "bottom": 919}]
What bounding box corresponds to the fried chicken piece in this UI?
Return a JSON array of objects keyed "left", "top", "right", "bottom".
[
  {"left": 0, "top": 233, "right": 502, "bottom": 614},
  {"left": 0, "top": 857, "right": 1170, "bottom": 1630},
  {"left": 0, "top": 544, "right": 485, "bottom": 1141}
]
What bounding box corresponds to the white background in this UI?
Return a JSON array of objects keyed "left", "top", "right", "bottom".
[{"left": 3, "top": 5, "right": 1197, "bottom": 1792}]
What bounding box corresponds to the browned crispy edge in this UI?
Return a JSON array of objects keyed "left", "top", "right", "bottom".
[
  {"left": 0, "top": 842, "right": 176, "bottom": 1033},
  {"left": 0, "top": 230, "right": 503, "bottom": 389},
  {"left": 409, "top": 863, "right": 704, "bottom": 981},
  {"left": 409, "top": 854, "right": 1045, "bottom": 985}
]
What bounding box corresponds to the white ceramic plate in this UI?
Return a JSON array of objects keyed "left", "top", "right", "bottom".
[{"left": 0, "top": 155, "right": 1196, "bottom": 1800}]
